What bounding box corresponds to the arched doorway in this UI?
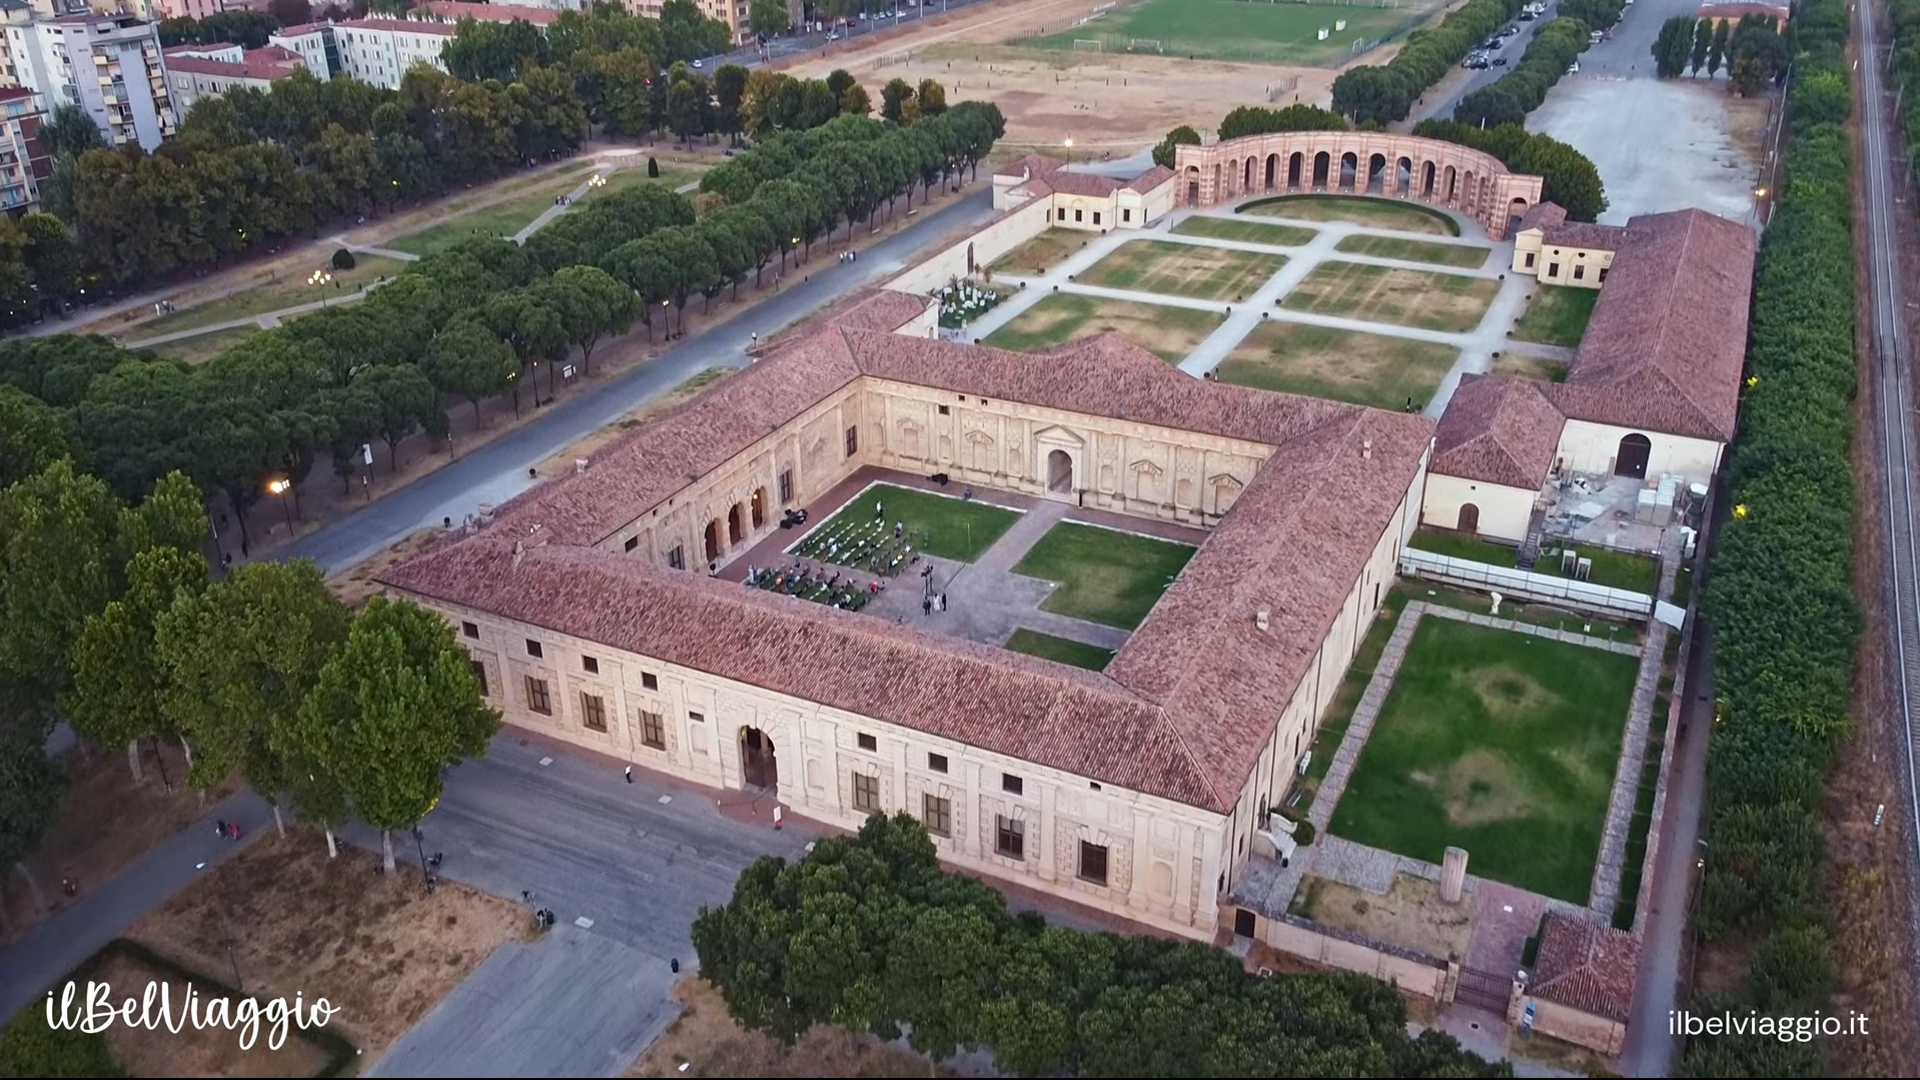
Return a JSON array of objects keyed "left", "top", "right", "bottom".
[
  {"left": 1185, "top": 165, "right": 1200, "bottom": 206},
  {"left": 1442, "top": 165, "right": 1457, "bottom": 202},
  {"left": 1338, "top": 151, "right": 1358, "bottom": 191},
  {"left": 739, "top": 727, "right": 777, "bottom": 792},
  {"left": 1264, "top": 153, "right": 1278, "bottom": 190},
  {"left": 727, "top": 504, "right": 745, "bottom": 546},
  {"left": 1047, "top": 449, "right": 1073, "bottom": 494},
  {"left": 1366, "top": 153, "right": 1387, "bottom": 194},
  {"left": 751, "top": 486, "right": 767, "bottom": 530},
  {"left": 1421, "top": 161, "right": 1437, "bottom": 199},
  {"left": 703, "top": 519, "right": 722, "bottom": 563},
  {"left": 1242, "top": 156, "right": 1254, "bottom": 193},
  {"left": 1615, "top": 434, "right": 1653, "bottom": 480},
  {"left": 1457, "top": 503, "right": 1480, "bottom": 534},
  {"left": 1396, "top": 156, "right": 1413, "bottom": 196},
  {"left": 1312, "top": 151, "right": 1330, "bottom": 188},
  {"left": 1287, "top": 152, "right": 1304, "bottom": 188}
]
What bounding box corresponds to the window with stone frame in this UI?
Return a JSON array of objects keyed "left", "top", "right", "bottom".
[
  {"left": 995, "top": 815, "right": 1025, "bottom": 859},
  {"left": 525, "top": 675, "right": 551, "bottom": 716},
  {"left": 852, "top": 771, "right": 880, "bottom": 813},
  {"left": 922, "top": 793, "right": 952, "bottom": 837}
]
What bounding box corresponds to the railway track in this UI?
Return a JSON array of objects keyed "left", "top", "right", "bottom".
[{"left": 1858, "top": 0, "right": 1920, "bottom": 926}]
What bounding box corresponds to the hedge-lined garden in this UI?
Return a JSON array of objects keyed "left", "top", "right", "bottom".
[
  {"left": 1332, "top": 0, "right": 1527, "bottom": 124},
  {"left": 1686, "top": 0, "right": 1858, "bottom": 1072},
  {"left": 694, "top": 813, "right": 1511, "bottom": 1077}
]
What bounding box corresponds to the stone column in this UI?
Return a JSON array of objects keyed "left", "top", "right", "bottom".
[{"left": 1440, "top": 846, "right": 1469, "bottom": 904}]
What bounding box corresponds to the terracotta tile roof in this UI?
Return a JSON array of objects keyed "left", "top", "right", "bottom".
[
  {"left": 996, "top": 156, "right": 1173, "bottom": 200},
  {"left": 380, "top": 326, "right": 1432, "bottom": 814},
  {"left": 1516, "top": 201, "right": 1567, "bottom": 234},
  {"left": 994, "top": 153, "right": 1064, "bottom": 179},
  {"left": 274, "top": 22, "right": 326, "bottom": 36},
  {"left": 1530, "top": 914, "right": 1639, "bottom": 1023},
  {"left": 1431, "top": 375, "right": 1564, "bottom": 489},
  {"left": 415, "top": 1, "right": 560, "bottom": 25},
  {"left": 1697, "top": 1, "right": 1789, "bottom": 19},
  {"left": 1041, "top": 171, "right": 1127, "bottom": 198},
  {"left": 167, "top": 45, "right": 305, "bottom": 81},
  {"left": 755, "top": 287, "right": 929, "bottom": 357},
  {"left": 1124, "top": 165, "right": 1176, "bottom": 193},
  {"left": 1540, "top": 221, "right": 1628, "bottom": 251},
  {"left": 1553, "top": 208, "right": 1756, "bottom": 442},
  {"left": 340, "top": 18, "right": 458, "bottom": 34}
]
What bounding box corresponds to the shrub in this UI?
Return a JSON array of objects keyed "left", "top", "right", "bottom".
[
  {"left": 0, "top": 1007, "right": 125, "bottom": 1077},
  {"left": 1412, "top": 119, "right": 1608, "bottom": 222},
  {"left": 647, "top": 155, "right": 659, "bottom": 178},
  {"left": 1452, "top": 15, "right": 1598, "bottom": 128},
  {"left": 1332, "top": 0, "right": 1528, "bottom": 124},
  {"left": 330, "top": 247, "right": 355, "bottom": 271}
]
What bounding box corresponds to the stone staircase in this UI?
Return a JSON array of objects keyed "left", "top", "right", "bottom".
[{"left": 1515, "top": 507, "right": 1548, "bottom": 571}]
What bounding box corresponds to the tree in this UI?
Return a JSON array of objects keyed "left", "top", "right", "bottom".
[
  {"left": 1151, "top": 125, "right": 1202, "bottom": 169},
  {"left": 482, "top": 290, "right": 567, "bottom": 406},
  {"left": 267, "top": 0, "right": 311, "bottom": 26},
  {"left": 0, "top": 460, "right": 121, "bottom": 730},
  {"left": 1216, "top": 104, "right": 1346, "bottom": 141},
  {"left": 840, "top": 83, "right": 872, "bottom": 117},
  {"left": 0, "top": 1007, "right": 124, "bottom": 1078},
  {"left": 1707, "top": 18, "right": 1731, "bottom": 78},
  {"left": 880, "top": 77, "right": 913, "bottom": 124},
  {"left": 915, "top": 78, "right": 947, "bottom": 118},
  {"left": 157, "top": 560, "right": 351, "bottom": 836},
  {"left": 442, "top": 17, "right": 553, "bottom": 83},
  {"left": 354, "top": 363, "right": 442, "bottom": 471},
  {"left": 19, "top": 212, "right": 79, "bottom": 311},
  {"left": 660, "top": 0, "right": 731, "bottom": 64},
  {"left": 425, "top": 320, "right": 517, "bottom": 424},
  {"left": 749, "top": 0, "right": 790, "bottom": 36},
  {"left": 0, "top": 385, "right": 77, "bottom": 489},
  {"left": 294, "top": 596, "right": 500, "bottom": 872},
  {"left": 1728, "top": 18, "right": 1788, "bottom": 96},
  {"left": 714, "top": 63, "right": 749, "bottom": 144},
  {"left": 544, "top": 265, "right": 639, "bottom": 373},
  {"left": 0, "top": 717, "right": 64, "bottom": 934},
  {"left": 1691, "top": 17, "right": 1713, "bottom": 74},
  {"left": 39, "top": 104, "right": 104, "bottom": 161},
  {"left": 1652, "top": 15, "right": 1697, "bottom": 78}
]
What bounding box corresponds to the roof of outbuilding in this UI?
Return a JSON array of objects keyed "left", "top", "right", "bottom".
[
  {"left": 1431, "top": 374, "right": 1566, "bottom": 490},
  {"left": 1530, "top": 914, "right": 1640, "bottom": 1024}
]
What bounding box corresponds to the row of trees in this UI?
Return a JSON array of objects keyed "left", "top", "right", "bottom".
[
  {"left": 1452, "top": 9, "right": 1607, "bottom": 129},
  {"left": 1331, "top": 0, "right": 1527, "bottom": 125},
  {"left": 1685, "top": 0, "right": 1856, "bottom": 1074},
  {"left": 1898, "top": 0, "right": 1920, "bottom": 193},
  {"left": 694, "top": 813, "right": 1510, "bottom": 1077},
  {"left": 1653, "top": 14, "right": 1794, "bottom": 94},
  {"left": 1150, "top": 105, "right": 1349, "bottom": 169},
  {"left": 1410, "top": 119, "right": 1607, "bottom": 221}
]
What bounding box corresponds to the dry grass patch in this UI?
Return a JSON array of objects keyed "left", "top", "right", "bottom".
[
  {"left": 1491, "top": 351, "right": 1567, "bottom": 381},
  {"left": 1243, "top": 195, "right": 1459, "bottom": 235},
  {"left": 984, "top": 293, "right": 1223, "bottom": 362},
  {"left": 145, "top": 324, "right": 263, "bottom": 364},
  {"left": 627, "top": 975, "right": 951, "bottom": 1077},
  {"left": 1291, "top": 872, "right": 1476, "bottom": 961},
  {"left": 538, "top": 367, "right": 735, "bottom": 475},
  {"left": 1216, "top": 320, "right": 1456, "bottom": 411},
  {"left": 93, "top": 949, "right": 334, "bottom": 1078},
  {"left": 1281, "top": 261, "right": 1498, "bottom": 334},
  {"left": 1077, "top": 239, "right": 1284, "bottom": 302},
  {"left": 131, "top": 830, "right": 525, "bottom": 1060},
  {"left": 1334, "top": 233, "right": 1489, "bottom": 269},
  {"left": 987, "top": 227, "right": 1094, "bottom": 275},
  {"left": 329, "top": 528, "right": 442, "bottom": 609}
]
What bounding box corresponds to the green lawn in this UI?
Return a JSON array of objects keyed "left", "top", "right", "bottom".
[
  {"left": 1021, "top": 0, "right": 1422, "bottom": 66},
  {"left": 1335, "top": 233, "right": 1489, "bottom": 269},
  {"left": 1003, "top": 628, "right": 1115, "bottom": 671},
  {"left": 1076, "top": 239, "right": 1285, "bottom": 302},
  {"left": 1410, "top": 529, "right": 1660, "bottom": 593},
  {"left": 1510, "top": 285, "right": 1601, "bottom": 347},
  {"left": 1171, "top": 216, "right": 1316, "bottom": 248},
  {"left": 1243, "top": 195, "right": 1460, "bottom": 236},
  {"left": 1407, "top": 528, "right": 1519, "bottom": 567},
  {"left": 1012, "top": 522, "right": 1196, "bottom": 629},
  {"left": 389, "top": 166, "right": 699, "bottom": 256},
  {"left": 143, "top": 324, "right": 261, "bottom": 364},
  {"left": 792, "top": 483, "right": 1019, "bottom": 566},
  {"left": 133, "top": 255, "right": 408, "bottom": 337},
  {"left": 1329, "top": 617, "right": 1640, "bottom": 903},
  {"left": 1280, "top": 261, "right": 1497, "bottom": 333},
  {"left": 983, "top": 293, "right": 1224, "bottom": 363},
  {"left": 1216, "top": 321, "right": 1457, "bottom": 411}
]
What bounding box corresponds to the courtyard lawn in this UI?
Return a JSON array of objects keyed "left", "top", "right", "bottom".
[
  {"left": 1076, "top": 239, "right": 1285, "bottom": 303},
  {"left": 1538, "top": 544, "right": 1661, "bottom": 594},
  {"left": 793, "top": 483, "right": 1019, "bottom": 566},
  {"left": 1243, "top": 195, "right": 1460, "bottom": 236},
  {"left": 1510, "top": 285, "right": 1601, "bottom": 347},
  {"left": 1171, "top": 216, "right": 1317, "bottom": 248},
  {"left": 143, "top": 324, "right": 260, "bottom": 364},
  {"left": 1013, "top": 522, "right": 1196, "bottom": 629},
  {"left": 1335, "top": 233, "right": 1489, "bottom": 269},
  {"left": 1281, "top": 261, "right": 1498, "bottom": 334},
  {"left": 988, "top": 228, "right": 1093, "bottom": 275},
  {"left": 984, "top": 294, "right": 1223, "bottom": 363},
  {"left": 1491, "top": 351, "right": 1568, "bottom": 381},
  {"left": 1021, "top": 0, "right": 1426, "bottom": 67},
  {"left": 1003, "top": 628, "right": 1115, "bottom": 671},
  {"left": 1216, "top": 321, "right": 1458, "bottom": 411},
  {"left": 1328, "top": 617, "right": 1640, "bottom": 903},
  {"left": 134, "top": 255, "right": 408, "bottom": 337},
  {"left": 390, "top": 166, "right": 700, "bottom": 257},
  {"left": 1407, "top": 528, "right": 1520, "bottom": 567}
]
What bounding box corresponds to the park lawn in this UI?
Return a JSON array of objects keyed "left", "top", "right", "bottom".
[
  {"left": 1243, "top": 195, "right": 1460, "bottom": 236},
  {"left": 144, "top": 324, "right": 261, "bottom": 363},
  {"left": 1172, "top": 215, "right": 1317, "bottom": 248},
  {"left": 1023, "top": 0, "right": 1415, "bottom": 66},
  {"left": 1003, "top": 628, "right": 1115, "bottom": 671},
  {"left": 795, "top": 483, "right": 1019, "bottom": 565},
  {"left": 988, "top": 228, "right": 1094, "bottom": 275},
  {"left": 1538, "top": 544, "right": 1662, "bottom": 594},
  {"left": 1076, "top": 239, "right": 1284, "bottom": 302},
  {"left": 984, "top": 293, "right": 1223, "bottom": 362},
  {"left": 1280, "top": 261, "right": 1498, "bottom": 333},
  {"left": 1510, "top": 285, "right": 1600, "bottom": 347},
  {"left": 136, "top": 254, "right": 408, "bottom": 336},
  {"left": 1013, "top": 522, "right": 1196, "bottom": 629},
  {"left": 1335, "top": 233, "right": 1489, "bottom": 269},
  {"left": 1216, "top": 321, "right": 1457, "bottom": 411},
  {"left": 1407, "top": 527, "right": 1520, "bottom": 567},
  {"left": 1328, "top": 617, "right": 1640, "bottom": 903},
  {"left": 390, "top": 167, "right": 700, "bottom": 256}
]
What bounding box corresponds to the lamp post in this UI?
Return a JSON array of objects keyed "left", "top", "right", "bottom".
[
  {"left": 267, "top": 478, "right": 295, "bottom": 534},
  {"left": 309, "top": 269, "right": 333, "bottom": 307}
]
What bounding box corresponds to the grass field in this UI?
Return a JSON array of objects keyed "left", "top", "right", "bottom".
[
  {"left": 1244, "top": 195, "right": 1460, "bottom": 236},
  {"left": 1013, "top": 522, "right": 1195, "bottom": 629},
  {"left": 1019, "top": 0, "right": 1426, "bottom": 67},
  {"left": 1003, "top": 628, "right": 1116, "bottom": 670},
  {"left": 1335, "top": 233, "right": 1489, "bottom": 269},
  {"left": 144, "top": 324, "right": 261, "bottom": 363},
  {"left": 1077, "top": 239, "right": 1284, "bottom": 301},
  {"left": 1408, "top": 528, "right": 1659, "bottom": 593},
  {"left": 390, "top": 166, "right": 699, "bottom": 257},
  {"left": 1172, "top": 215, "right": 1317, "bottom": 247},
  {"left": 1281, "top": 261, "right": 1498, "bottom": 333},
  {"left": 135, "top": 254, "right": 408, "bottom": 337},
  {"left": 1217, "top": 321, "right": 1458, "bottom": 411},
  {"left": 1491, "top": 351, "right": 1568, "bottom": 381},
  {"left": 989, "top": 228, "right": 1096, "bottom": 275},
  {"left": 796, "top": 483, "right": 1019, "bottom": 565},
  {"left": 1328, "top": 617, "right": 1640, "bottom": 902},
  {"left": 985, "top": 293, "right": 1223, "bottom": 362},
  {"left": 1511, "top": 285, "right": 1601, "bottom": 347}
]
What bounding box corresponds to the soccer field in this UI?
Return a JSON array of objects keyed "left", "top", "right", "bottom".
[{"left": 1019, "top": 0, "right": 1429, "bottom": 67}]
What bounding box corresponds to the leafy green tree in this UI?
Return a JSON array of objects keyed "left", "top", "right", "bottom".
[
  {"left": 38, "top": 104, "right": 104, "bottom": 161},
  {"left": 1216, "top": 104, "right": 1346, "bottom": 141},
  {"left": 64, "top": 545, "right": 207, "bottom": 780},
  {"left": 880, "top": 77, "right": 913, "bottom": 124},
  {"left": 0, "top": 1006, "right": 124, "bottom": 1078},
  {"left": 1692, "top": 17, "right": 1713, "bottom": 74},
  {"left": 0, "top": 460, "right": 120, "bottom": 730},
  {"left": 0, "top": 385, "right": 76, "bottom": 489},
  {"left": 19, "top": 212, "right": 79, "bottom": 311},
  {"left": 425, "top": 319, "right": 518, "bottom": 424},
  {"left": 1151, "top": 124, "right": 1202, "bottom": 169},
  {"left": 1653, "top": 15, "right": 1696, "bottom": 77},
  {"left": 749, "top": 0, "right": 790, "bottom": 36},
  {"left": 0, "top": 716, "right": 65, "bottom": 933},
  {"left": 353, "top": 363, "right": 442, "bottom": 472},
  {"left": 443, "top": 17, "right": 553, "bottom": 83},
  {"left": 915, "top": 78, "right": 947, "bottom": 118},
  {"left": 294, "top": 596, "right": 500, "bottom": 872},
  {"left": 1707, "top": 18, "right": 1731, "bottom": 77},
  {"left": 482, "top": 290, "right": 567, "bottom": 407},
  {"left": 841, "top": 82, "right": 872, "bottom": 117},
  {"left": 1728, "top": 18, "right": 1789, "bottom": 95},
  {"left": 659, "top": 0, "right": 731, "bottom": 64},
  {"left": 713, "top": 63, "right": 749, "bottom": 143},
  {"left": 543, "top": 265, "right": 638, "bottom": 373}
]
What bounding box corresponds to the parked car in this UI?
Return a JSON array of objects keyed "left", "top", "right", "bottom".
[
  {"left": 1519, "top": 9, "right": 1535, "bottom": 17},
  {"left": 1500, "top": 25, "right": 1520, "bottom": 37},
  {"left": 1492, "top": 57, "right": 1508, "bottom": 66},
  {"left": 1567, "top": 61, "right": 1580, "bottom": 74}
]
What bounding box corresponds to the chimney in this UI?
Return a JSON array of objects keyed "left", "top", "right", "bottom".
[
  {"left": 1362, "top": 439, "right": 1373, "bottom": 460},
  {"left": 1255, "top": 609, "right": 1270, "bottom": 632},
  {"left": 575, "top": 458, "right": 589, "bottom": 474},
  {"left": 511, "top": 540, "right": 525, "bottom": 569}
]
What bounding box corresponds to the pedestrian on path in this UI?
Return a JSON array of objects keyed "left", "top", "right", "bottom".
[{"left": 624, "top": 765, "right": 633, "bottom": 784}]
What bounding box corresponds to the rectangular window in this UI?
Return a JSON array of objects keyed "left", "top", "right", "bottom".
[
  {"left": 928, "top": 752, "right": 948, "bottom": 774},
  {"left": 624, "top": 536, "right": 639, "bottom": 552},
  {"left": 844, "top": 426, "right": 858, "bottom": 458},
  {"left": 1123, "top": 208, "right": 1133, "bottom": 223},
  {"left": 1079, "top": 841, "right": 1110, "bottom": 886},
  {"left": 937, "top": 404, "right": 950, "bottom": 416},
  {"left": 1598, "top": 266, "right": 1610, "bottom": 283},
  {"left": 525, "top": 638, "right": 543, "bottom": 658},
  {"left": 1002, "top": 772, "right": 1024, "bottom": 796},
  {"left": 1056, "top": 207, "right": 1066, "bottom": 220},
  {"left": 995, "top": 815, "right": 1025, "bottom": 859},
  {"left": 642, "top": 672, "right": 659, "bottom": 690},
  {"left": 461, "top": 620, "right": 479, "bottom": 639},
  {"left": 581, "top": 693, "right": 607, "bottom": 732},
  {"left": 857, "top": 732, "right": 877, "bottom": 751},
  {"left": 667, "top": 544, "right": 686, "bottom": 570},
  {"left": 525, "top": 675, "right": 551, "bottom": 715},
  {"left": 1523, "top": 252, "right": 1536, "bottom": 269},
  {"left": 1572, "top": 264, "right": 1585, "bottom": 281},
  {"left": 582, "top": 655, "right": 599, "bottom": 674},
  {"left": 1092, "top": 211, "right": 1102, "bottom": 226},
  {"left": 469, "top": 659, "right": 488, "bottom": 696},
  {"left": 922, "top": 794, "right": 952, "bottom": 837},
  {"left": 1073, "top": 208, "right": 1083, "bottom": 223},
  {"left": 639, "top": 710, "right": 665, "bottom": 750},
  {"left": 778, "top": 468, "right": 794, "bottom": 503},
  {"left": 1547, "top": 262, "right": 1560, "bottom": 277},
  {"left": 689, "top": 710, "right": 704, "bottom": 724},
  {"left": 852, "top": 771, "right": 879, "bottom": 812}
]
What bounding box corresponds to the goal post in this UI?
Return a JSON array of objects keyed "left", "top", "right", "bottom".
[
  {"left": 1072, "top": 38, "right": 1103, "bottom": 51},
  {"left": 1128, "top": 37, "right": 1163, "bottom": 51}
]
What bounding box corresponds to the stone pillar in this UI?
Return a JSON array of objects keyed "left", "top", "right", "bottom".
[{"left": 1440, "top": 846, "right": 1469, "bottom": 904}]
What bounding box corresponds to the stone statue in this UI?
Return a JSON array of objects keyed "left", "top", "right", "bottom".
[{"left": 1489, "top": 591, "right": 1503, "bottom": 616}]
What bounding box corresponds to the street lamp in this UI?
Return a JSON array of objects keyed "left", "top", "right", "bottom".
[
  {"left": 267, "top": 478, "right": 295, "bottom": 534},
  {"left": 309, "top": 269, "right": 333, "bottom": 307}
]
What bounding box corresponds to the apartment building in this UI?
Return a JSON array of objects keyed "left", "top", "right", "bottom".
[
  {"left": 331, "top": 18, "right": 453, "bottom": 90},
  {"left": 3, "top": 13, "right": 175, "bottom": 150},
  {"left": 0, "top": 86, "right": 46, "bottom": 210},
  {"left": 407, "top": 1, "right": 561, "bottom": 26},
  {"left": 163, "top": 41, "right": 302, "bottom": 113},
  {"left": 267, "top": 21, "right": 333, "bottom": 79}
]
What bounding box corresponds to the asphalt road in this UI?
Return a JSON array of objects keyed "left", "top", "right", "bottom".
[
  {"left": 284, "top": 186, "right": 998, "bottom": 575},
  {"left": 1422, "top": 3, "right": 1564, "bottom": 120}
]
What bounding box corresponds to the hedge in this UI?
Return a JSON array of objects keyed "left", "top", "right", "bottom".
[
  {"left": 1410, "top": 119, "right": 1609, "bottom": 222},
  {"left": 1452, "top": 15, "right": 1599, "bottom": 128},
  {"left": 1332, "top": 0, "right": 1528, "bottom": 124}
]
